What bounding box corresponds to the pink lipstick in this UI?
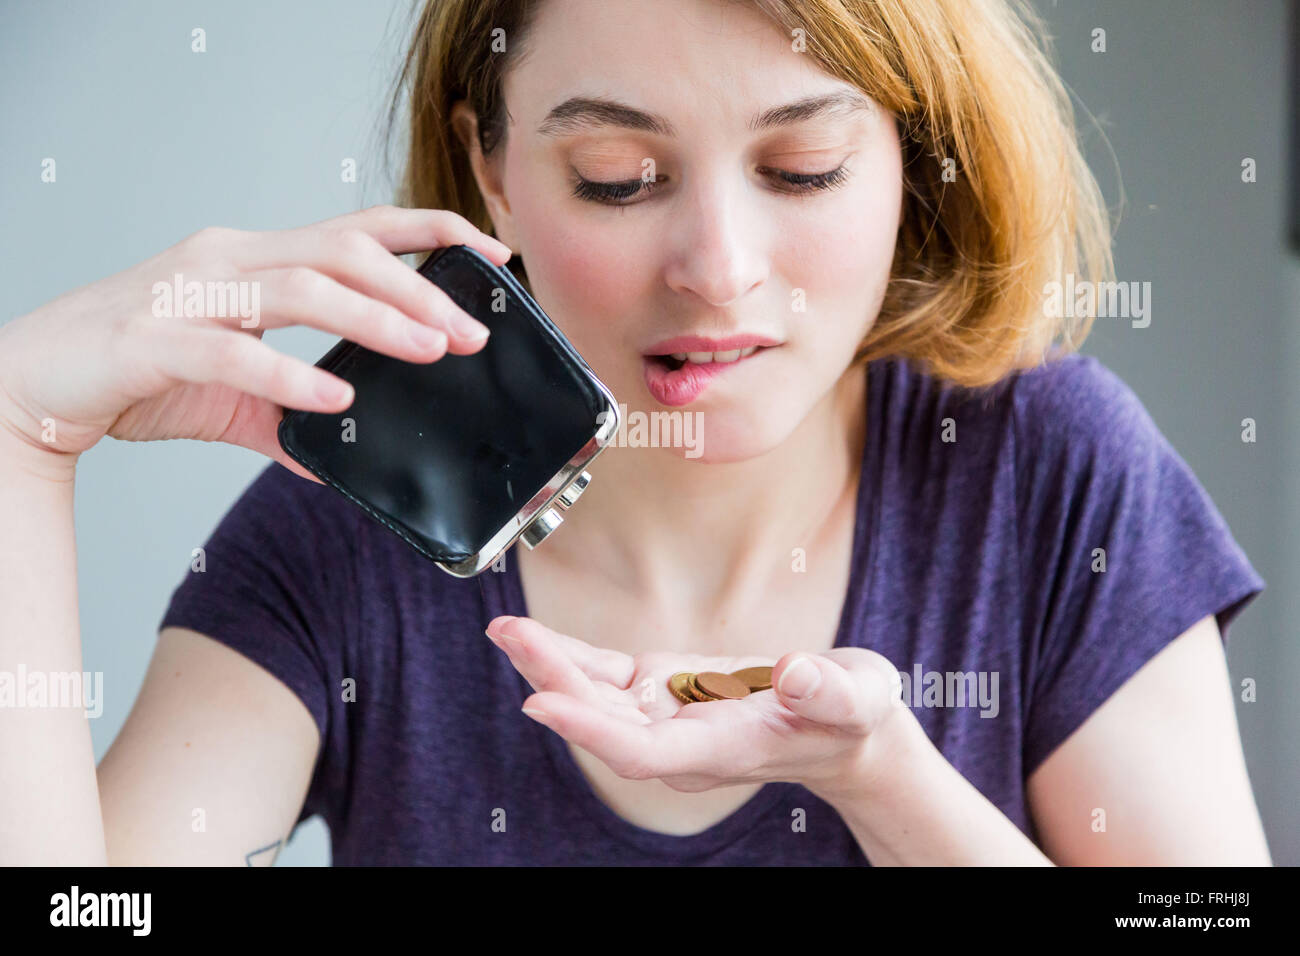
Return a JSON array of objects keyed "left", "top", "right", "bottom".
[{"left": 640, "top": 333, "right": 779, "bottom": 407}]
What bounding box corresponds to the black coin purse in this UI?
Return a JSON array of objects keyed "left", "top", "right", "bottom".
[{"left": 277, "top": 244, "right": 620, "bottom": 577}]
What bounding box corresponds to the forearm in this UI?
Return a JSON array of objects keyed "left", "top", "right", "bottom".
[
  {"left": 812, "top": 707, "right": 1053, "bottom": 866},
  {"left": 0, "top": 436, "right": 108, "bottom": 864}
]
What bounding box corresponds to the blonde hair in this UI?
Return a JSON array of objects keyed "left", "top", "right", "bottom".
[{"left": 390, "top": 0, "right": 1114, "bottom": 389}]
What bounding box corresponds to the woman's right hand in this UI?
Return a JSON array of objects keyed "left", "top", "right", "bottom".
[{"left": 0, "top": 204, "right": 511, "bottom": 482}]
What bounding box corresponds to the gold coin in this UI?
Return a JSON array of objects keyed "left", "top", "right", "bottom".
[
  {"left": 668, "top": 672, "right": 696, "bottom": 704},
  {"left": 730, "top": 666, "right": 773, "bottom": 691},
  {"left": 686, "top": 674, "right": 716, "bottom": 702},
  {"left": 695, "top": 671, "right": 751, "bottom": 700}
]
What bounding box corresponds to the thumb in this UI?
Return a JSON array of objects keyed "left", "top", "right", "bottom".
[
  {"left": 772, "top": 648, "right": 903, "bottom": 732},
  {"left": 222, "top": 397, "right": 326, "bottom": 484}
]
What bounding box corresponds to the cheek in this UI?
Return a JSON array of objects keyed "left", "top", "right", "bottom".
[
  {"left": 528, "top": 233, "right": 624, "bottom": 308},
  {"left": 510, "top": 208, "right": 648, "bottom": 355},
  {"left": 780, "top": 178, "right": 901, "bottom": 344}
]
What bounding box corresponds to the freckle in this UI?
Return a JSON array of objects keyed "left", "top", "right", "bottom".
[
  {"left": 185, "top": 741, "right": 191, "bottom": 747},
  {"left": 175, "top": 671, "right": 181, "bottom": 677}
]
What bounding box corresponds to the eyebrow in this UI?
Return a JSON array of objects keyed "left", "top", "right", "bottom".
[{"left": 535, "top": 90, "right": 874, "bottom": 138}]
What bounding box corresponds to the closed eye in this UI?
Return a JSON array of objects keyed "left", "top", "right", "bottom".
[
  {"left": 570, "top": 164, "right": 851, "bottom": 206},
  {"left": 571, "top": 175, "right": 657, "bottom": 204}
]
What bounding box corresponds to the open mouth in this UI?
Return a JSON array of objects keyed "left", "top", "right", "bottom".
[
  {"left": 647, "top": 345, "right": 764, "bottom": 371},
  {"left": 641, "top": 344, "right": 774, "bottom": 407}
]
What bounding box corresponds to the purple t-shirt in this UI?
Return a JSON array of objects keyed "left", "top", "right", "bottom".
[{"left": 159, "top": 353, "right": 1264, "bottom": 865}]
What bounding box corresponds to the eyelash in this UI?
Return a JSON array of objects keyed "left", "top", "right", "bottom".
[{"left": 570, "top": 164, "right": 850, "bottom": 205}]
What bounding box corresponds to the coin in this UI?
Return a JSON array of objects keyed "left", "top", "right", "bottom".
[
  {"left": 695, "top": 671, "right": 751, "bottom": 700},
  {"left": 730, "top": 666, "right": 773, "bottom": 691},
  {"left": 668, "top": 672, "right": 696, "bottom": 704},
  {"left": 686, "top": 674, "right": 714, "bottom": 702},
  {"left": 668, "top": 668, "right": 770, "bottom": 704}
]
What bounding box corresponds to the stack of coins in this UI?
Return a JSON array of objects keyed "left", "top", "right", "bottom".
[{"left": 668, "top": 666, "right": 773, "bottom": 704}]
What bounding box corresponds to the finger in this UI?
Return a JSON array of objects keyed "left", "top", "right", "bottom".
[
  {"left": 214, "top": 391, "right": 326, "bottom": 484},
  {"left": 486, "top": 619, "right": 639, "bottom": 715},
  {"left": 593, "top": 682, "right": 634, "bottom": 707},
  {"left": 820, "top": 646, "right": 906, "bottom": 707},
  {"left": 249, "top": 227, "right": 492, "bottom": 349},
  {"left": 521, "top": 690, "right": 724, "bottom": 781},
  {"left": 231, "top": 268, "right": 460, "bottom": 361},
  {"left": 772, "top": 649, "right": 902, "bottom": 732},
  {"left": 279, "top": 459, "right": 327, "bottom": 484},
  {"left": 313, "top": 204, "right": 513, "bottom": 263},
  {"left": 149, "top": 321, "right": 355, "bottom": 415},
  {"left": 489, "top": 616, "right": 637, "bottom": 688}
]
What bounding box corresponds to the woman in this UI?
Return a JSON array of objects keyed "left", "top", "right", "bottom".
[{"left": 0, "top": 0, "right": 1271, "bottom": 865}]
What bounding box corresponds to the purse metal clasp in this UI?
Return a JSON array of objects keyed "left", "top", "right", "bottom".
[{"left": 519, "top": 469, "right": 592, "bottom": 549}]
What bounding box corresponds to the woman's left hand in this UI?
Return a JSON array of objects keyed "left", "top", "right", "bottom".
[{"left": 485, "top": 614, "right": 911, "bottom": 802}]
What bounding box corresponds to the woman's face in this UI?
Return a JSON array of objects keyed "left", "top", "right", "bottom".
[{"left": 477, "top": 0, "right": 902, "bottom": 463}]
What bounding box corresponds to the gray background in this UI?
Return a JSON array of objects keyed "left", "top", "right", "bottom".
[{"left": 1, "top": 0, "right": 1295, "bottom": 866}]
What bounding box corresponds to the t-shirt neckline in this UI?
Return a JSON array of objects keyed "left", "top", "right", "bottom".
[{"left": 481, "top": 361, "right": 883, "bottom": 859}]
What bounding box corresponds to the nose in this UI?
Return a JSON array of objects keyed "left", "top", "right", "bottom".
[{"left": 662, "top": 171, "right": 768, "bottom": 308}]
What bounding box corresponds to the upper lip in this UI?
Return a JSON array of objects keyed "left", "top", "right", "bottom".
[{"left": 642, "top": 333, "right": 782, "bottom": 356}]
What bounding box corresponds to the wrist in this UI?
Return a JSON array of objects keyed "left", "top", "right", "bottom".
[
  {"left": 0, "top": 422, "right": 80, "bottom": 485},
  {"left": 0, "top": 376, "right": 80, "bottom": 486},
  {"left": 805, "top": 701, "right": 930, "bottom": 808}
]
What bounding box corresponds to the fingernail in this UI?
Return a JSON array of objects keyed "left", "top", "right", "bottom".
[
  {"left": 486, "top": 622, "right": 523, "bottom": 649},
  {"left": 522, "top": 707, "right": 552, "bottom": 725},
  {"left": 486, "top": 615, "right": 517, "bottom": 635},
  {"left": 451, "top": 312, "right": 490, "bottom": 341},
  {"left": 408, "top": 322, "right": 447, "bottom": 350},
  {"left": 316, "top": 376, "right": 352, "bottom": 404},
  {"left": 777, "top": 657, "right": 821, "bottom": 700}
]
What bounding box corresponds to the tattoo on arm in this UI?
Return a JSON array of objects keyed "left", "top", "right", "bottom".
[{"left": 244, "top": 838, "right": 283, "bottom": 867}]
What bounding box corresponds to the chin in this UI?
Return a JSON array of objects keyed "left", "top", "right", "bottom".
[{"left": 651, "top": 404, "right": 798, "bottom": 465}]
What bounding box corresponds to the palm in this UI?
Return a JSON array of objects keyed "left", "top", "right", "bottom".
[
  {"left": 109, "top": 380, "right": 248, "bottom": 444},
  {"left": 489, "top": 617, "right": 891, "bottom": 793},
  {"left": 108, "top": 379, "right": 314, "bottom": 481}
]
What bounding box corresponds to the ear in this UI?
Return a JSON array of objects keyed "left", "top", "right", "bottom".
[{"left": 450, "top": 101, "right": 519, "bottom": 252}]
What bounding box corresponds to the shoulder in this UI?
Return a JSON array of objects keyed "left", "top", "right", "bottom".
[
  {"left": 1004, "top": 350, "right": 1160, "bottom": 461},
  {"left": 1001, "top": 350, "right": 1262, "bottom": 622},
  {"left": 867, "top": 350, "right": 1151, "bottom": 466},
  {"left": 1000, "top": 352, "right": 1208, "bottom": 523},
  {"left": 871, "top": 349, "right": 1143, "bottom": 430},
  {"left": 868, "top": 350, "right": 1175, "bottom": 482}
]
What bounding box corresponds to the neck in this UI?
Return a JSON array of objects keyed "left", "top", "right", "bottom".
[{"left": 526, "top": 363, "right": 869, "bottom": 610}]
